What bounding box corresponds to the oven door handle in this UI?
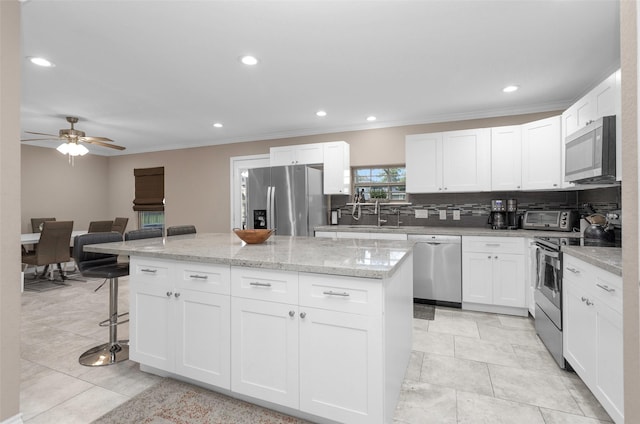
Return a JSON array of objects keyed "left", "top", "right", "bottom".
[{"left": 536, "top": 247, "right": 544, "bottom": 290}]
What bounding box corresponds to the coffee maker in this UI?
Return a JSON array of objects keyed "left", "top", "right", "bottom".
[
  {"left": 506, "top": 199, "right": 518, "bottom": 230},
  {"left": 488, "top": 199, "right": 507, "bottom": 230}
]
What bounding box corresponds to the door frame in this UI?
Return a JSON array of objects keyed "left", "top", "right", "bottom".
[{"left": 229, "top": 154, "right": 270, "bottom": 230}]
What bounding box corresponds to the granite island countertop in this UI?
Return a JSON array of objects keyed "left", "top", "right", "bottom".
[
  {"left": 315, "top": 225, "right": 583, "bottom": 238},
  {"left": 561, "top": 246, "right": 622, "bottom": 276},
  {"left": 84, "top": 232, "right": 415, "bottom": 279}
]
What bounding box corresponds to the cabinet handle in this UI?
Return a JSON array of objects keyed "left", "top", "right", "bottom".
[
  {"left": 141, "top": 268, "right": 157, "bottom": 273},
  {"left": 566, "top": 267, "right": 580, "bottom": 274},
  {"left": 249, "top": 282, "right": 272, "bottom": 287},
  {"left": 596, "top": 283, "right": 615, "bottom": 293},
  {"left": 300, "top": 312, "right": 307, "bottom": 318},
  {"left": 189, "top": 274, "right": 208, "bottom": 280},
  {"left": 485, "top": 243, "right": 500, "bottom": 247},
  {"left": 174, "top": 292, "right": 180, "bottom": 298},
  {"left": 487, "top": 256, "right": 492, "bottom": 259},
  {"left": 494, "top": 256, "right": 498, "bottom": 259},
  {"left": 586, "top": 299, "right": 594, "bottom": 306},
  {"left": 323, "top": 290, "right": 350, "bottom": 297},
  {"left": 166, "top": 291, "right": 173, "bottom": 297},
  {"left": 289, "top": 310, "right": 295, "bottom": 317},
  {"left": 553, "top": 184, "right": 558, "bottom": 187},
  {"left": 517, "top": 185, "right": 520, "bottom": 189}
]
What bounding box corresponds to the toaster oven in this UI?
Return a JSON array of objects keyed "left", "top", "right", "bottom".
[{"left": 522, "top": 210, "right": 579, "bottom": 232}]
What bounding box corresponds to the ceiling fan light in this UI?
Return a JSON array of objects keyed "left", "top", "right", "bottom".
[
  {"left": 76, "top": 144, "right": 89, "bottom": 156},
  {"left": 56, "top": 143, "right": 70, "bottom": 154}
]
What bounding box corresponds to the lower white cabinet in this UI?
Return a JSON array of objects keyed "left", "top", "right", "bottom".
[
  {"left": 462, "top": 237, "right": 526, "bottom": 316},
  {"left": 563, "top": 254, "right": 623, "bottom": 423},
  {"left": 129, "top": 258, "right": 231, "bottom": 388}
]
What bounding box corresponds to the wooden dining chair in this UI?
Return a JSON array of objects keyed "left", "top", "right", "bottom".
[
  {"left": 111, "top": 217, "right": 129, "bottom": 234},
  {"left": 22, "top": 220, "right": 74, "bottom": 282},
  {"left": 88, "top": 220, "right": 114, "bottom": 233},
  {"left": 31, "top": 217, "right": 56, "bottom": 233}
]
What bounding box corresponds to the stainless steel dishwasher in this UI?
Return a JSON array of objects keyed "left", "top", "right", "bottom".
[{"left": 407, "top": 234, "right": 462, "bottom": 307}]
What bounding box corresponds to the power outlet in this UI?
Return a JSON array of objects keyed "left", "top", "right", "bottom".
[
  {"left": 439, "top": 210, "right": 447, "bottom": 220},
  {"left": 453, "top": 210, "right": 461, "bottom": 220},
  {"left": 415, "top": 209, "right": 429, "bottom": 219}
]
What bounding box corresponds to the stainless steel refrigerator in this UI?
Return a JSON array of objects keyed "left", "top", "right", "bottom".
[{"left": 246, "top": 165, "right": 326, "bottom": 236}]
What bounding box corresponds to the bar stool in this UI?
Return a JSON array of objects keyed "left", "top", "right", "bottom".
[{"left": 73, "top": 232, "right": 129, "bottom": 366}]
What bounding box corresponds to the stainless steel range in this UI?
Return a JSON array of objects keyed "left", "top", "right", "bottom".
[{"left": 533, "top": 236, "right": 620, "bottom": 369}]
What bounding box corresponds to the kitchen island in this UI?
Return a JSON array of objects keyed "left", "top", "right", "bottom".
[{"left": 85, "top": 233, "right": 415, "bottom": 424}]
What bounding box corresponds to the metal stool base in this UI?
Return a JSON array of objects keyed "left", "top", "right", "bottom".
[{"left": 79, "top": 341, "right": 129, "bottom": 367}]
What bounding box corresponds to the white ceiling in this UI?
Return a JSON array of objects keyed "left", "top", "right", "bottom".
[{"left": 20, "top": 0, "right": 621, "bottom": 156}]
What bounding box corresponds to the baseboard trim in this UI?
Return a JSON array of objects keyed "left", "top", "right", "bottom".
[{"left": 1, "top": 413, "right": 23, "bottom": 424}]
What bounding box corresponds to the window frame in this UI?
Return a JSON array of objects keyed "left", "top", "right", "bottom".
[{"left": 352, "top": 166, "right": 407, "bottom": 202}]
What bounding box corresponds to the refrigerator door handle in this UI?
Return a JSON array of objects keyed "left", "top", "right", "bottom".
[
  {"left": 269, "top": 185, "right": 276, "bottom": 231},
  {"left": 266, "top": 186, "right": 272, "bottom": 230}
]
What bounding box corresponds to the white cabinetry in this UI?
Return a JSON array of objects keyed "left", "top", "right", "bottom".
[
  {"left": 521, "top": 116, "right": 562, "bottom": 190},
  {"left": 405, "top": 128, "right": 491, "bottom": 193},
  {"left": 129, "top": 258, "right": 231, "bottom": 388},
  {"left": 563, "top": 254, "right": 623, "bottom": 424},
  {"left": 323, "top": 141, "right": 351, "bottom": 195},
  {"left": 270, "top": 143, "right": 324, "bottom": 166},
  {"left": 462, "top": 236, "right": 527, "bottom": 316},
  {"left": 491, "top": 125, "right": 522, "bottom": 190}
]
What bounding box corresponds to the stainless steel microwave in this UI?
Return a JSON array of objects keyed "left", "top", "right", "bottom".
[
  {"left": 522, "top": 210, "right": 579, "bottom": 232},
  {"left": 564, "top": 115, "right": 616, "bottom": 184}
]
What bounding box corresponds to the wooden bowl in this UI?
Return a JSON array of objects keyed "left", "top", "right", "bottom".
[{"left": 233, "top": 228, "right": 273, "bottom": 244}]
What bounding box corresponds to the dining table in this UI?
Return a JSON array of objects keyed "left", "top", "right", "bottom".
[{"left": 21, "top": 230, "right": 88, "bottom": 245}]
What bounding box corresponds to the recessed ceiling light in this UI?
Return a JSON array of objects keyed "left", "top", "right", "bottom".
[
  {"left": 240, "top": 55, "right": 258, "bottom": 66},
  {"left": 316, "top": 110, "right": 327, "bottom": 117},
  {"left": 28, "top": 56, "right": 55, "bottom": 67},
  {"left": 213, "top": 123, "right": 223, "bottom": 128},
  {"left": 503, "top": 85, "right": 519, "bottom": 93},
  {"left": 366, "top": 116, "right": 377, "bottom": 122}
]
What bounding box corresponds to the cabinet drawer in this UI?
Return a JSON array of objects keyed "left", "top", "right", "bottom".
[
  {"left": 231, "top": 267, "right": 298, "bottom": 304},
  {"left": 178, "top": 263, "right": 231, "bottom": 295},
  {"left": 131, "top": 258, "right": 171, "bottom": 283},
  {"left": 563, "top": 256, "right": 590, "bottom": 284},
  {"left": 299, "top": 272, "right": 382, "bottom": 316},
  {"left": 593, "top": 270, "right": 622, "bottom": 312},
  {"left": 564, "top": 254, "right": 622, "bottom": 312},
  {"left": 463, "top": 236, "right": 525, "bottom": 254}
]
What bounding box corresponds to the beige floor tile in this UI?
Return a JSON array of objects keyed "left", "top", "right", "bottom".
[
  {"left": 513, "top": 344, "right": 569, "bottom": 375},
  {"left": 426, "top": 315, "right": 480, "bottom": 339},
  {"left": 561, "top": 375, "right": 614, "bottom": 421},
  {"left": 413, "top": 328, "right": 455, "bottom": 356},
  {"left": 436, "top": 307, "right": 502, "bottom": 326},
  {"left": 457, "top": 390, "right": 545, "bottom": 424},
  {"left": 76, "top": 360, "right": 163, "bottom": 397},
  {"left": 454, "top": 336, "right": 522, "bottom": 368},
  {"left": 25, "top": 385, "right": 128, "bottom": 424},
  {"left": 394, "top": 381, "right": 457, "bottom": 424},
  {"left": 489, "top": 364, "right": 583, "bottom": 415},
  {"left": 420, "top": 353, "right": 493, "bottom": 396},
  {"left": 412, "top": 317, "right": 429, "bottom": 332},
  {"left": 403, "top": 350, "right": 423, "bottom": 382},
  {"left": 20, "top": 370, "right": 93, "bottom": 421},
  {"left": 539, "top": 408, "right": 613, "bottom": 424},
  {"left": 496, "top": 314, "right": 535, "bottom": 330},
  {"left": 477, "top": 322, "right": 541, "bottom": 347}
]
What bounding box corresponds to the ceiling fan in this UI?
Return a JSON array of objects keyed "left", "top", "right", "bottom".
[{"left": 21, "top": 116, "right": 126, "bottom": 158}]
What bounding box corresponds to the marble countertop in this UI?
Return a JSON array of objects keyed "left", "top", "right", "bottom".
[
  {"left": 562, "top": 246, "right": 622, "bottom": 276},
  {"left": 84, "top": 232, "right": 415, "bottom": 279},
  {"left": 315, "top": 225, "right": 582, "bottom": 238}
]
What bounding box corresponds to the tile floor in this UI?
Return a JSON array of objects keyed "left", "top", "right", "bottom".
[{"left": 20, "top": 278, "right": 613, "bottom": 423}]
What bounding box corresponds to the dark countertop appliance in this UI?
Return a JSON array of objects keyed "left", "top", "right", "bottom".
[
  {"left": 488, "top": 199, "right": 507, "bottom": 230},
  {"left": 522, "top": 210, "right": 579, "bottom": 232},
  {"left": 565, "top": 115, "right": 616, "bottom": 184}
]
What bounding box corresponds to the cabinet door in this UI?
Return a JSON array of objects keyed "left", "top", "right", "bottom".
[
  {"left": 295, "top": 143, "right": 324, "bottom": 164},
  {"left": 405, "top": 133, "right": 442, "bottom": 193},
  {"left": 462, "top": 252, "right": 493, "bottom": 305},
  {"left": 323, "top": 141, "right": 350, "bottom": 195},
  {"left": 492, "top": 253, "right": 525, "bottom": 308},
  {"left": 442, "top": 129, "right": 491, "bottom": 192},
  {"left": 521, "top": 116, "right": 562, "bottom": 190},
  {"left": 594, "top": 301, "right": 624, "bottom": 423},
  {"left": 592, "top": 71, "right": 617, "bottom": 119},
  {"left": 491, "top": 126, "right": 522, "bottom": 190},
  {"left": 563, "top": 280, "right": 596, "bottom": 379},
  {"left": 299, "top": 307, "right": 383, "bottom": 424},
  {"left": 175, "top": 290, "right": 231, "bottom": 389},
  {"left": 129, "top": 281, "right": 173, "bottom": 371},
  {"left": 270, "top": 146, "right": 296, "bottom": 166},
  {"left": 231, "top": 297, "right": 299, "bottom": 409}
]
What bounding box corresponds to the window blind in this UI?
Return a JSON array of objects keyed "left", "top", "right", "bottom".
[{"left": 133, "top": 167, "right": 165, "bottom": 211}]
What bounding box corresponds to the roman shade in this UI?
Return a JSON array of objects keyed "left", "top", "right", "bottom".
[{"left": 133, "top": 167, "right": 164, "bottom": 211}]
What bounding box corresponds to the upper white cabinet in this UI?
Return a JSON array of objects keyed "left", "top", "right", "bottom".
[
  {"left": 323, "top": 141, "right": 351, "bottom": 195},
  {"left": 491, "top": 125, "right": 522, "bottom": 191},
  {"left": 406, "top": 128, "right": 491, "bottom": 193},
  {"left": 521, "top": 116, "right": 562, "bottom": 190},
  {"left": 270, "top": 143, "right": 324, "bottom": 166},
  {"left": 562, "top": 69, "right": 621, "bottom": 182}
]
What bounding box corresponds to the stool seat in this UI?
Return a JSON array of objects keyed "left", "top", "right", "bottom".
[{"left": 80, "top": 263, "right": 129, "bottom": 279}]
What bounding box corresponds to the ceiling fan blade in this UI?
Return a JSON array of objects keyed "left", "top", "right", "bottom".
[
  {"left": 25, "top": 131, "right": 59, "bottom": 137},
  {"left": 80, "top": 136, "right": 114, "bottom": 142},
  {"left": 84, "top": 140, "right": 126, "bottom": 150},
  {"left": 21, "top": 137, "right": 59, "bottom": 142}
]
